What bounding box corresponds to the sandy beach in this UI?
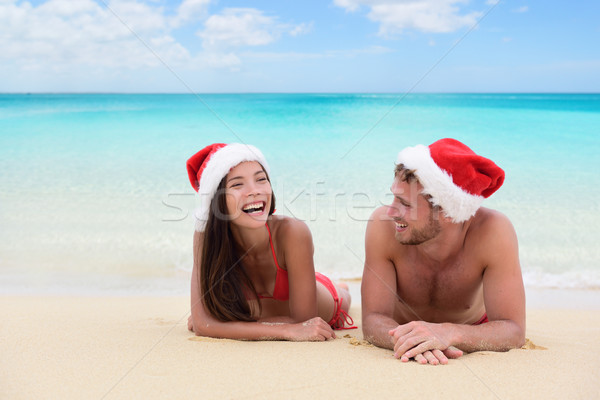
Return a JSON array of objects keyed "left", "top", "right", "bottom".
[
  {"left": 2, "top": 0, "right": 599, "bottom": 396},
  {"left": 1, "top": 289, "right": 599, "bottom": 399}
]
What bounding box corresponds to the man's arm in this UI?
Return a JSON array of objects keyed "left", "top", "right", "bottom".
[
  {"left": 363, "top": 208, "right": 464, "bottom": 364},
  {"left": 361, "top": 207, "right": 401, "bottom": 350},
  {"left": 457, "top": 210, "right": 526, "bottom": 352},
  {"left": 392, "top": 211, "right": 526, "bottom": 360}
]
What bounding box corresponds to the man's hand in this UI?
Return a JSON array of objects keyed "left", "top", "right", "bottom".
[{"left": 388, "top": 321, "right": 463, "bottom": 365}]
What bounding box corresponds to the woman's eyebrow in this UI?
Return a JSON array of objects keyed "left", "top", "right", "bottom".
[
  {"left": 227, "top": 175, "right": 243, "bottom": 183},
  {"left": 227, "top": 170, "right": 264, "bottom": 183}
]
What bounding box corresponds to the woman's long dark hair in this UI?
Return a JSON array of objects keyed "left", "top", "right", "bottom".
[{"left": 197, "top": 167, "right": 276, "bottom": 322}]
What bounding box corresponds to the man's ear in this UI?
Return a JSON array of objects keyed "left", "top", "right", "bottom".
[{"left": 431, "top": 205, "right": 449, "bottom": 223}]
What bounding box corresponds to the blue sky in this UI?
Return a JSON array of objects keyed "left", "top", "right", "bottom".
[{"left": 1, "top": 0, "right": 599, "bottom": 92}]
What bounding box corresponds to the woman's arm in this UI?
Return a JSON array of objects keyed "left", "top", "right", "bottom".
[
  {"left": 189, "top": 230, "right": 334, "bottom": 341},
  {"left": 277, "top": 218, "right": 320, "bottom": 323}
]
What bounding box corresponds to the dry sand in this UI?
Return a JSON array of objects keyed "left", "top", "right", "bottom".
[{"left": 1, "top": 295, "right": 599, "bottom": 399}]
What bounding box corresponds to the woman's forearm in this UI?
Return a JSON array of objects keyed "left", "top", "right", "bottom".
[{"left": 193, "top": 318, "right": 292, "bottom": 341}]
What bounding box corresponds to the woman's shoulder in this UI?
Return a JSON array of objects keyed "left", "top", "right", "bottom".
[
  {"left": 269, "top": 215, "right": 312, "bottom": 241},
  {"left": 269, "top": 216, "right": 314, "bottom": 261}
]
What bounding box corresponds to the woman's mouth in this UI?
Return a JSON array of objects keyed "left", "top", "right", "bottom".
[{"left": 242, "top": 201, "right": 266, "bottom": 214}]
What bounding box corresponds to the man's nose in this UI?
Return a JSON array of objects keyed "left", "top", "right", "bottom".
[
  {"left": 387, "top": 201, "right": 406, "bottom": 218},
  {"left": 387, "top": 203, "right": 402, "bottom": 218}
]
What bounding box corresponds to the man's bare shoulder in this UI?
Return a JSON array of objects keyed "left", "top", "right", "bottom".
[
  {"left": 366, "top": 206, "right": 405, "bottom": 256},
  {"left": 469, "top": 207, "right": 515, "bottom": 235},
  {"left": 367, "top": 206, "right": 393, "bottom": 235},
  {"left": 467, "top": 207, "right": 518, "bottom": 259},
  {"left": 369, "top": 205, "right": 389, "bottom": 221}
]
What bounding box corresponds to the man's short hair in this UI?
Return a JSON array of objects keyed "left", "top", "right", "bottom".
[
  {"left": 394, "top": 163, "right": 440, "bottom": 212},
  {"left": 394, "top": 163, "right": 419, "bottom": 183}
]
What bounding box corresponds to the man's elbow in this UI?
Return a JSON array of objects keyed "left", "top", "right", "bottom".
[
  {"left": 361, "top": 313, "right": 377, "bottom": 336},
  {"left": 500, "top": 321, "right": 526, "bottom": 351},
  {"left": 512, "top": 324, "right": 526, "bottom": 349},
  {"left": 361, "top": 312, "right": 394, "bottom": 348}
]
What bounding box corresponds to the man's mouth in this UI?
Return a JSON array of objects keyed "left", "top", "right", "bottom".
[
  {"left": 394, "top": 221, "right": 407, "bottom": 229},
  {"left": 242, "top": 201, "right": 266, "bottom": 214}
]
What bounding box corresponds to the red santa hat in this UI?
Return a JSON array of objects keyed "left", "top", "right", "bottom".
[
  {"left": 186, "top": 143, "right": 270, "bottom": 231},
  {"left": 395, "top": 138, "right": 504, "bottom": 223}
]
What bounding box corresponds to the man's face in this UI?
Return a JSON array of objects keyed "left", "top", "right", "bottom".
[{"left": 386, "top": 177, "right": 441, "bottom": 245}]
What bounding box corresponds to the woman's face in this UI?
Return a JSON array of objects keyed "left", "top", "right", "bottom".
[{"left": 224, "top": 161, "right": 272, "bottom": 229}]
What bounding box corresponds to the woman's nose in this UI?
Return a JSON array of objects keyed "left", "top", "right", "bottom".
[{"left": 246, "top": 182, "right": 261, "bottom": 196}]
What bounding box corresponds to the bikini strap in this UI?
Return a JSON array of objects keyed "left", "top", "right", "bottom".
[
  {"left": 265, "top": 223, "right": 281, "bottom": 270},
  {"left": 331, "top": 298, "right": 358, "bottom": 330}
]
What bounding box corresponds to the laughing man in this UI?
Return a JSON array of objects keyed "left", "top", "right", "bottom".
[{"left": 361, "top": 138, "right": 525, "bottom": 365}]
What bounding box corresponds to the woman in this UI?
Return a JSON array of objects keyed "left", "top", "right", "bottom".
[{"left": 186, "top": 143, "right": 355, "bottom": 341}]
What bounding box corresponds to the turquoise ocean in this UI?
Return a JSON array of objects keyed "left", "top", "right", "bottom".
[{"left": 1, "top": 93, "right": 599, "bottom": 295}]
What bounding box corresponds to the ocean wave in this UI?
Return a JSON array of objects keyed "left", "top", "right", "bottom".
[{"left": 522, "top": 269, "right": 600, "bottom": 290}]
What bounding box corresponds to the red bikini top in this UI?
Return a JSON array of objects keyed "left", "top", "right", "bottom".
[{"left": 256, "top": 223, "right": 289, "bottom": 301}]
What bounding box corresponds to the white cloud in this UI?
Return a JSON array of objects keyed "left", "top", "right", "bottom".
[
  {"left": 333, "top": 0, "right": 482, "bottom": 36},
  {"left": 198, "top": 8, "right": 280, "bottom": 49},
  {"left": 485, "top": 0, "right": 500, "bottom": 5},
  {"left": 171, "top": 0, "right": 210, "bottom": 27},
  {"left": 0, "top": 0, "right": 186, "bottom": 70},
  {"left": 289, "top": 22, "right": 314, "bottom": 37},
  {"left": 0, "top": 0, "right": 309, "bottom": 76},
  {"left": 242, "top": 45, "right": 394, "bottom": 61},
  {"left": 512, "top": 6, "right": 528, "bottom": 13},
  {"left": 195, "top": 7, "right": 297, "bottom": 69},
  {"left": 334, "top": 0, "right": 362, "bottom": 12},
  {"left": 37, "top": 0, "right": 98, "bottom": 16}
]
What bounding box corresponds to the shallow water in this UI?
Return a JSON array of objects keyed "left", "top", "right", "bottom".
[{"left": 1, "top": 93, "right": 598, "bottom": 294}]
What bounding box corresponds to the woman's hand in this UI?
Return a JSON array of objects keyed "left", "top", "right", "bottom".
[{"left": 285, "top": 317, "right": 336, "bottom": 342}]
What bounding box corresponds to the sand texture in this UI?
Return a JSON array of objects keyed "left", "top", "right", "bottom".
[{"left": 1, "top": 296, "right": 599, "bottom": 399}]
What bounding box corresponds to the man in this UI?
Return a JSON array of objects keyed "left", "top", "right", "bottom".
[{"left": 361, "top": 138, "right": 525, "bottom": 365}]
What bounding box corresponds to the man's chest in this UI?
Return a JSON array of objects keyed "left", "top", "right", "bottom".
[{"left": 393, "top": 256, "right": 484, "bottom": 309}]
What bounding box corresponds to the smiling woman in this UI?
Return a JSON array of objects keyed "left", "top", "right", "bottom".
[{"left": 184, "top": 143, "right": 356, "bottom": 341}]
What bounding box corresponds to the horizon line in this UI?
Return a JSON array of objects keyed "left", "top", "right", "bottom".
[{"left": 2, "top": 91, "right": 599, "bottom": 95}]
